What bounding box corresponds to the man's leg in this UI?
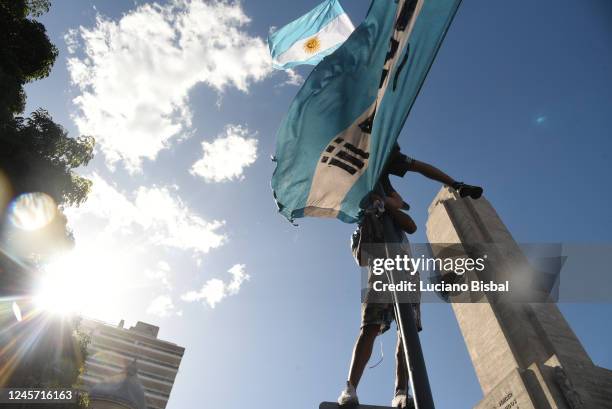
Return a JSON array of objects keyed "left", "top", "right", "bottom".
[
  {"left": 338, "top": 324, "right": 379, "bottom": 406},
  {"left": 348, "top": 324, "right": 380, "bottom": 388},
  {"left": 395, "top": 331, "right": 408, "bottom": 394}
]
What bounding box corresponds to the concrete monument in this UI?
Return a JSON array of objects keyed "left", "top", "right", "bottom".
[{"left": 426, "top": 187, "right": 612, "bottom": 409}]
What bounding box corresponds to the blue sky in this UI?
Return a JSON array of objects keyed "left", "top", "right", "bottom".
[{"left": 24, "top": 0, "right": 612, "bottom": 408}]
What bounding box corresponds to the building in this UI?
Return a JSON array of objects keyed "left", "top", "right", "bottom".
[{"left": 79, "top": 319, "right": 185, "bottom": 409}]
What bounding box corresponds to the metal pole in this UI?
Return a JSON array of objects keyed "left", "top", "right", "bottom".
[{"left": 385, "top": 249, "right": 435, "bottom": 409}]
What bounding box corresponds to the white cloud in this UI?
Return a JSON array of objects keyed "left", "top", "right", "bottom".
[
  {"left": 181, "top": 264, "right": 249, "bottom": 308},
  {"left": 45, "top": 173, "right": 230, "bottom": 321},
  {"left": 282, "top": 69, "right": 304, "bottom": 86},
  {"left": 147, "top": 295, "right": 177, "bottom": 317},
  {"left": 182, "top": 278, "right": 225, "bottom": 308},
  {"left": 67, "top": 173, "right": 226, "bottom": 254},
  {"left": 145, "top": 260, "right": 173, "bottom": 289},
  {"left": 66, "top": 0, "right": 274, "bottom": 172},
  {"left": 226, "top": 263, "right": 249, "bottom": 294},
  {"left": 190, "top": 125, "right": 258, "bottom": 182}
]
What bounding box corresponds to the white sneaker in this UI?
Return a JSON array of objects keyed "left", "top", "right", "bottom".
[
  {"left": 337, "top": 381, "right": 359, "bottom": 406},
  {"left": 392, "top": 390, "right": 414, "bottom": 408}
]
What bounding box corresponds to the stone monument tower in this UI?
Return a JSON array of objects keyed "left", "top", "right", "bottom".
[{"left": 426, "top": 187, "right": 612, "bottom": 409}]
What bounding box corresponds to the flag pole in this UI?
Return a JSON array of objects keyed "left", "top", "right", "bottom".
[{"left": 385, "top": 249, "right": 435, "bottom": 409}]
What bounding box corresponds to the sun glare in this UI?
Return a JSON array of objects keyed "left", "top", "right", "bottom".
[
  {"left": 33, "top": 245, "right": 130, "bottom": 319},
  {"left": 34, "top": 253, "right": 91, "bottom": 315},
  {"left": 6, "top": 191, "right": 136, "bottom": 320}
]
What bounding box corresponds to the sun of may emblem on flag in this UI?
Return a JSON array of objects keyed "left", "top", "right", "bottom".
[
  {"left": 267, "top": 0, "right": 354, "bottom": 69},
  {"left": 303, "top": 36, "right": 321, "bottom": 54}
]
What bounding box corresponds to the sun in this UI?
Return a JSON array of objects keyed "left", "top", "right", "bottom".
[
  {"left": 10, "top": 192, "right": 137, "bottom": 321},
  {"left": 34, "top": 252, "right": 94, "bottom": 315},
  {"left": 33, "top": 244, "right": 129, "bottom": 319},
  {"left": 303, "top": 36, "right": 321, "bottom": 54}
]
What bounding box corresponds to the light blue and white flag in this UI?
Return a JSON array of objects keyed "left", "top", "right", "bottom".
[
  {"left": 268, "top": 0, "right": 354, "bottom": 70},
  {"left": 272, "top": 0, "right": 462, "bottom": 223}
]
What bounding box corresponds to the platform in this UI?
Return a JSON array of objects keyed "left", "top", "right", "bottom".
[{"left": 320, "top": 402, "right": 393, "bottom": 409}]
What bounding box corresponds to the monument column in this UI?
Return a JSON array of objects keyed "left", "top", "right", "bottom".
[{"left": 426, "top": 187, "right": 612, "bottom": 409}]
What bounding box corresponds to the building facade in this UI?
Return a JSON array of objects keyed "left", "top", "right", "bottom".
[{"left": 79, "top": 319, "right": 185, "bottom": 409}]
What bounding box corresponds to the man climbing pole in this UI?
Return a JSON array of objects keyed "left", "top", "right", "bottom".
[
  {"left": 269, "top": 0, "right": 468, "bottom": 407},
  {"left": 338, "top": 145, "right": 482, "bottom": 408}
]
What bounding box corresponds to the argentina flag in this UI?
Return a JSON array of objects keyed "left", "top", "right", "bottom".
[
  {"left": 268, "top": 0, "right": 354, "bottom": 69},
  {"left": 271, "top": 0, "right": 462, "bottom": 223}
]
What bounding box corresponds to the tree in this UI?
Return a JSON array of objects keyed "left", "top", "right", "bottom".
[
  {"left": 0, "top": 0, "right": 94, "bottom": 210},
  {"left": 25, "top": 0, "right": 52, "bottom": 17},
  {"left": 0, "top": 0, "right": 57, "bottom": 122},
  {"left": 1, "top": 110, "right": 95, "bottom": 208},
  {"left": 0, "top": 3, "right": 93, "bottom": 408}
]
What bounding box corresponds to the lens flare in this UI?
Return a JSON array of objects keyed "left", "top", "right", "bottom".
[
  {"left": 12, "top": 302, "right": 22, "bottom": 322},
  {"left": 9, "top": 192, "right": 58, "bottom": 231}
]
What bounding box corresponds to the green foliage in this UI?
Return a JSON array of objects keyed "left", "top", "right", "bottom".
[
  {"left": 0, "top": 0, "right": 93, "bottom": 210},
  {"left": 0, "top": 109, "right": 95, "bottom": 207},
  {"left": 2, "top": 0, "right": 52, "bottom": 18},
  {"left": 12, "top": 18, "right": 58, "bottom": 81},
  {"left": 26, "top": 0, "right": 51, "bottom": 17},
  {"left": 0, "top": 0, "right": 94, "bottom": 251},
  {"left": 0, "top": 71, "right": 26, "bottom": 118},
  {"left": 0, "top": 0, "right": 58, "bottom": 121}
]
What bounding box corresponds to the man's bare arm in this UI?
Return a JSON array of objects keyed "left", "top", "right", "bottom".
[
  {"left": 406, "top": 159, "right": 456, "bottom": 186},
  {"left": 380, "top": 192, "right": 417, "bottom": 234}
]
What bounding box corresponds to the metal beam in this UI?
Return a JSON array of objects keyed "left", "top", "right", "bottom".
[{"left": 386, "top": 262, "right": 435, "bottom": 409}]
